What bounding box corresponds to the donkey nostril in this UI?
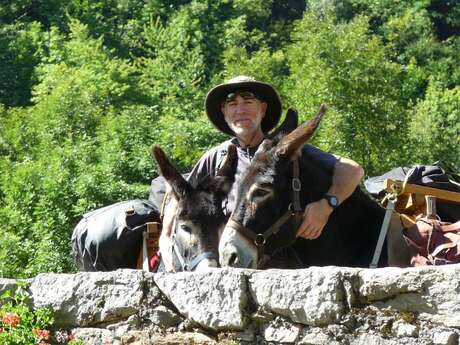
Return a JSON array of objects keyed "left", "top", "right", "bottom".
[{"left": 228, "top": 252, "right": 238, "bottom": 266}]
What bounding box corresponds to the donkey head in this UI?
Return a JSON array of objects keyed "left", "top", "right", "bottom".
[
  {"left": 153, "top": 144, "right": 237, "bottom": 271},
  {"left": 219, "top": 105, "right": 327, "bottom": 268}
]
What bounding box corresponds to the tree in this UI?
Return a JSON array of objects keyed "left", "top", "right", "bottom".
[
  {"left": 0, "top": 22, "right": 45, "bottom": 106},
  {"left": 0, "top": 0, "right": 459, "bottom": 277},
  {"left": 409, "top": 80, "right": 460, "bottom": 169},
  {"left": 0, "top": 19, "right": 145, "bottom": 277},
  {"left": 285, "top": 11, "right": 409, "bottom": 175}
]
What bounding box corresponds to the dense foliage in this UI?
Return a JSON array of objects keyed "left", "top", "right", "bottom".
[
  {"left": 0, "top": 0, "right": 458, "bottom": 277},
  {"left": 0, "top": 282, "right": 81, "bottom": 344}
]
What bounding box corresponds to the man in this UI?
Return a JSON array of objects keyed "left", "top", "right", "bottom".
[{"left": 162, "top": 75, "right": 364, "bottom": 241}]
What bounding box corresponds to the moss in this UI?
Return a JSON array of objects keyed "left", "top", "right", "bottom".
[{"left": 399, "top": 310, "right": 417, "bottom": 324}]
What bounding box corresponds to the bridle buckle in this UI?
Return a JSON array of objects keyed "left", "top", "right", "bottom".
[
  {"left": 254, "top": 234, "right": 266, "bottom": 247},
  {"left": 292, "top": 178, "right": 301, "bottom": 192}
]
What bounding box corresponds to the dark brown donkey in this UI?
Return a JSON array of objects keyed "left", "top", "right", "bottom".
[
  {"left": 153, "top": 145, "right": 237, "bottom": 272},
  {"left": 219, "top": 106, "right": 389, "bottom": 269}
]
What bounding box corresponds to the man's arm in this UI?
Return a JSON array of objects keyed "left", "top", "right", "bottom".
[{"left": 296, "top": 156, "right": 364, "bottom": 240}]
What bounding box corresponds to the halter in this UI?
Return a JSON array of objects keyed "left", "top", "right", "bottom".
[
  {"left": 226, "top": 158, "right": 304, "bottom": 267},
  {"left": 170, "top": 217, "right": 218, "bottom": 272}
]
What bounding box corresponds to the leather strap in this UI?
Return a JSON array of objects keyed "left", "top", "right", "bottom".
[
  {"left": 370, "top": 197, "right": 396, "bottom": 268},
  {"left": 142, "top": 231, "right": 150, "bottom": 271},
  {"left": 292, "top": 159, "right": 302, "bottom": 212},
  {"left": 170, "top": 218, "right": 218, "bottom": 271},
  {"left": 430, "top": 241, "right": 460, "bottom": 259},
  {"left": 227, "top": 158, "right": 304, "bottom": 266},
  {"left": 188, "top": 251, "right": 217, "bottom": 271}
]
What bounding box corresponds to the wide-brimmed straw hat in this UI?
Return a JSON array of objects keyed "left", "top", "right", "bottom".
[{"left": 205, "top": 75, "right": 282, "bottom": 136}]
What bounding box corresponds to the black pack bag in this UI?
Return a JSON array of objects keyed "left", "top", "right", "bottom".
[
  {"left": 365, "top": 164, "right": 460, "bottom": 196},
  {"left": 148, "top": 173, "right": 191, "bottom": 208},
  {"left": 72, "top": 199, "right": 160, "bottom": 271},
  {"left": 148, "top": 176, "right": 168, "bottom": 211}
]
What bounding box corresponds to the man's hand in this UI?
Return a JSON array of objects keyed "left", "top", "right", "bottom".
[
  {"left": 296, "top": 199, "right": 333, "bottom": 240},
  {"left": 296, "top": 155, "right": 363, "bottom": 240}
]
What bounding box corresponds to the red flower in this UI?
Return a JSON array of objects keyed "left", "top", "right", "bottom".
[
  {"left": 33, "top": 328, "right": 51, "bottom": 340},
  {"left": 2, "top": 312, "right": 20, "bottom": 327}
]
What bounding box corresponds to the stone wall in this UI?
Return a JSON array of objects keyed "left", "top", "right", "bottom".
[{"left": 1, "top": 265, "right": 460, "bottom": 345}]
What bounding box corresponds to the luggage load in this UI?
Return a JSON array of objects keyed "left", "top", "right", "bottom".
[
  {"left": 403, "top": 218, "right": 460, "bottom": 266},
  {"left": 71, "top": 199, "right": 160, "bottom": 271},
  {"left": 364, "top": 164, "right": 460, "bottom": 223},
  {"left": 366, "top": 164, "right": 460, "bottom": 268}
]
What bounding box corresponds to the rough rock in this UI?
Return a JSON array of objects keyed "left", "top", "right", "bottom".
[
  {"left": 28, "top": 270, "right": 149, "bottom": 327},
  {"left": 262, "top": 316, "right": 301, "bottom": 343},
  {"left": 358, "top": 265, "right": 460, "bottom": 327},
  {"left": 1, "top": 264, "right": 460, "bottom": 344},
  {"left": 392, "top": 320, "right": 418, "bottom": 337},
  {"left": 154, "top": 268, "right": 248, "bottom": 330},
  {"left": 149, "top": 332, "right": 217, "bottom": 344},
  {"left": 148, "top": 305, "right": 182, "bottom": 328},
  {"left": 248, "top": 267, "right": 355, "bottom": 326},
  {"left": 72, "top": 327, "right": 115, "bottom": 344},
  {"left": 433, "top": 331, "right": 459, "bottom": 345},
  {"left": 298, "top": 327, "right": 340, "bottom": 345}
]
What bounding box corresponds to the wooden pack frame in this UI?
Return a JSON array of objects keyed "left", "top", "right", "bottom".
[
  {"left": 384, "top": 178, "right": 460, "bottom": 227},
  {"left": 137, "top": 222, "right": 161, "bottom": 271}
]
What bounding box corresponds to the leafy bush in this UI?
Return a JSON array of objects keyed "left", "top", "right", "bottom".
[
  {"left": 409, "top": 80, "right": 460, "bottom": 169},
  {"left": 285, "top": 11, "right": 409, "bottom": 175},
  {"left": 0, "top": 282, "right": 82, "bottom": 344},
  {"left": 0, "top": 0, "right": 459, "bottom": 277}
]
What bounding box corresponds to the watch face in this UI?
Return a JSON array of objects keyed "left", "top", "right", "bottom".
[
  {"left": 330, "top": 196, "right": 338, "bottom": 207},
  {"left": 325, "top": 195, "right": 338, "bottom": 208}
]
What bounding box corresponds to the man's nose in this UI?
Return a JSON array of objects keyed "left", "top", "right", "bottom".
[{"left": 235, "top": 102, "right": 246, "bottom": 114}]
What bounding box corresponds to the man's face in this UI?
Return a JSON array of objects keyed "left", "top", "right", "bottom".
[{"left": 221, "top": 91, "right": 267, "bottom": 137}]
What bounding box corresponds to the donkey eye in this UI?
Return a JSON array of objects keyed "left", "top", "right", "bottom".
[
  {"left": 180, "top": 224, "right": 192, "bottom": 233},
  {"left": 251, "top": 188, "right": 270, "bottom": 199}
]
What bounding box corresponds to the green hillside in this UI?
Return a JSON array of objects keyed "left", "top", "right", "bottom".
[{"left": 0, "top": 0, "right": 459, "bottom": 277}]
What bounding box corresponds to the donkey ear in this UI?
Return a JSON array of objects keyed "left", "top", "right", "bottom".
[
  {"left": 212, "top": 176, "right": 233, "bottom": 195},
  {"left": 213, "top": 145, "right": 238, "bottom": 195},
  {"left": 254, "top": 138, "right": 274, "bottom": 157},
  {"left": 275, "top": 104, "right": 327, "bottom": 158},
  {"left": 267, "top": 108, "right": 299, "bottom": 141},
  {"left": 151, "top": 145, "right": 190, "bottom": 199},
  {"left": 216, "top": 144, "right": 237, "bottom": 180}
]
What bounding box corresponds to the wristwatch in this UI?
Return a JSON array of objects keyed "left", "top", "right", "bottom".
[{"left": 323, "top": 194, "right": 339, "bottom": 209}]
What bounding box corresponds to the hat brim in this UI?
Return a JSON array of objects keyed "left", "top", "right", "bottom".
[{"left": 205, "top": 81, "right": 282, "bottom": 136}]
